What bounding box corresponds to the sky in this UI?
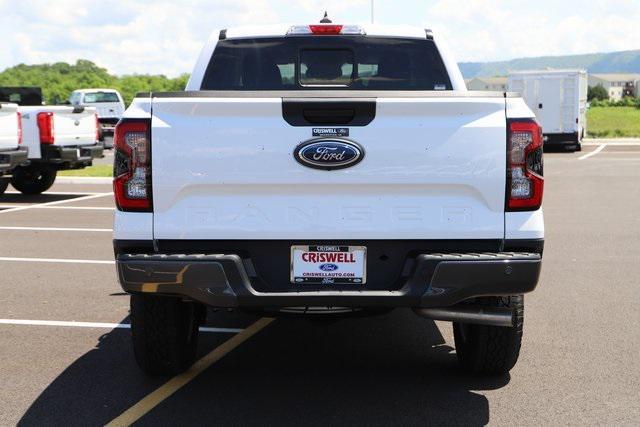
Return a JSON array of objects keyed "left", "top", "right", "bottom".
[{"left": 1, "top": 0, "right": 639, "bottom": 76}]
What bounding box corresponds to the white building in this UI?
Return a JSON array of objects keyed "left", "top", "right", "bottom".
[
  {"left": 587, "top": 74, "right": 640, "bottom": 100},
  {"left": 466, "top": 77, "right": 508, "bottom": 91}
]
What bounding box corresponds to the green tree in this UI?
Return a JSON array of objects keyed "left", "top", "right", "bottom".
[
  {"left": 588, "top": 84, "right": 609, "bottom": 101},
  {"left": 0, "top": 60, "right": 190, "bottom": 106}
]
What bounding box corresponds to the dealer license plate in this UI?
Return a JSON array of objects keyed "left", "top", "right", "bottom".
[{"left": 291, "top": 245, "right": 366, "bottom": 285}]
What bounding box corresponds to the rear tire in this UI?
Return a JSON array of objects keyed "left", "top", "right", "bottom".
[
  {"left": 453, "top": 295, "right": 524, "bottom": 375},
  {"left": 0, "top": 177, "right": 9, "bottom": 194},
  {"left": 130, "top": 294, "right": 204, "bottom": 376},
  {"left": 10, "top": 165, "right": 57, "bottom": 195}
]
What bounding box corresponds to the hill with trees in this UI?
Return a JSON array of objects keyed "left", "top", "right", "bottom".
[
  {"left": 460, "top": 49, "right": 640, "bottom": 78},
  {"left": 0, "top": 60, "right": 189, "bottom": 105}
]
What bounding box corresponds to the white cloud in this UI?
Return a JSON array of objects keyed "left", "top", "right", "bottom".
[
  {"left": 424, "top": 0, "right": 640, "bottom": 63},
  {"left": 0, "top": 0, "right": 639, "bottom": 75}
]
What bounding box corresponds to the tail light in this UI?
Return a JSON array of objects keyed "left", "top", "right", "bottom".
[
  {"left": 507, "top": 119, "right": 544, "bottom": 211},
  {"left": 287, "top": 24, "right": 365, "bottom": 35},
  {"left": 37, "top": 112, "right": 55, "bottom": 144},
  {"left": 113, "top": 119, "right": 152, "bottom": 212},
  {"left": 308, "top": 24, "right": 343, "bottom": 34},
  {"left": 95, "top": 113, "right": 100, "bottom": 142},
  {"left": 17, "top": 112, "right": 23, "bottom": 145}
]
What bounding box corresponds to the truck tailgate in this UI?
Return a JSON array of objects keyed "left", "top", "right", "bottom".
[
  {"left": 53, "top": 109, "right": 97, "bottom": 147},
  {"left": 151, "top": 96, "right": 506, "bottom": 240},
  {"left": 0, "top": 104, "right": 19, "bottom": 151}
]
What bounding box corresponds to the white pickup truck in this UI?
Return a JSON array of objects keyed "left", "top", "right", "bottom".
[
  {"left": 0, "top": 87, "right": 103, "bottom": 194},
  {"left": 114, "top": 22, "right": 544, "bottom": 376},
  {"left": 69, "top": 88, "right": 125, "bottom": 146},
  {"left": 0, "top": 102, "right": 28, "bottom": 194}
]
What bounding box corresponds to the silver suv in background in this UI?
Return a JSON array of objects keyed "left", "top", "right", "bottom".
[{"left": 70, "top": 89, "right": 125, "bottom": 148}]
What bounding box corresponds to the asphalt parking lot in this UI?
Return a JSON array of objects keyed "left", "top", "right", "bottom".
[{"left": 1, "top": 141, "right": 639, "bottom": 426}]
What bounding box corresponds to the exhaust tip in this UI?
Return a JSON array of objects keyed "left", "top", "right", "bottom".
[{"left": 413, "top": 306, "right": 514, "bottom": 327}]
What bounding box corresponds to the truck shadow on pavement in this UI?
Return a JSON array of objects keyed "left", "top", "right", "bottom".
[{"left": 18, "top": 309, "right": 508, "bottom": 426}]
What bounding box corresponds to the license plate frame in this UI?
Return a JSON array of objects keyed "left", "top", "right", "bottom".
[{"left": 290, "top": 245, "right": 367, "bottom": 285}]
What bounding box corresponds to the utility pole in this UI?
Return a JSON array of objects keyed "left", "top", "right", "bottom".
[{"left": 371, "top": 0, "right": 375, "bottom": 24}]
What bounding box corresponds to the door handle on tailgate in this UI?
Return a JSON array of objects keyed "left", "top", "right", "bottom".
[
  {"left": 282, "top": 98, "right": 376, "bottom": 126},
  {"left": 302, "top": 108, "right": 355, "bottom": 125}
]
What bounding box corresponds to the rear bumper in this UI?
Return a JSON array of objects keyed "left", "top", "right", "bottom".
[
  {"left": 116, "top": 252, "right": 542, "bottom": 309},
  {"left": 0, "top": 147, "right": 29, "bottom": 173},
  {"left": 544, "top": 132, "right": 580, "bottom": 145},
  {"left": 41, "top": 143, "right": 104, "bottom": 168},
  {"left": 98, "top": 118, "right": 119, "bottom": 136}
]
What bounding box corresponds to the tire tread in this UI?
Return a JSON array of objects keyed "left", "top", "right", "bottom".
[
  {"left": 130, "top": 295, "right": 201, "bottom": 376},
  {"left": 453, "top": 295, "right": 524, "bottom": 375}
]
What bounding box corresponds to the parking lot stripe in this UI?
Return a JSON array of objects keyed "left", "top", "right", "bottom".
[
  {"left": 37, "top": 205, "right": 114, "bottom": 210},
  {"left": 0, "top": 256, "right": 114, "bottom": 264},
  {"left": 578, "top": 144, "right": 607, "bottom": 160},
  {"left": 0, "top": 192, "right": 113, "bottom": 215},
  {"left": 0, "top": 205, "right": 115, "bottom": 211},
  {"left": 4, "top": 191, "right": 111, "bottom": 196},
  {"left": 0, "top": 319, "right": 243, "bottom": 334},
  {"left": 0, "top": 226, "right": 112, "bottom": 232},
  {"left": 106, "top": 317, "right": 274, "bottom": 427}
]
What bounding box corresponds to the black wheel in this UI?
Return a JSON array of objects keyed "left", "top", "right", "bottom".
[
  {"left": 10, "top": 165, "right": 57, "bottom": 195},
  {"left": 0, "top": 177, "right": 9, "bottom": 194},
  {"left": 453, "top": 295, "right": 524, "bottom": 375},
  {"left": 575, "top": 143, "right": 582, "bottom": 152},
  {"left": 130, "top": 294, "right": 205, "bottom": 376}
]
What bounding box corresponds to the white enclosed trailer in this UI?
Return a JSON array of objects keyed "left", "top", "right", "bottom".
[{"left": 508, "top": 69, "right": 587, "bottom": 150}]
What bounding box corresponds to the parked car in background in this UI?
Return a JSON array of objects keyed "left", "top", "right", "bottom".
[
  {"left": 508, "top": 69, "right": 588, "bottom": 151},
  {"left": 70, "top": 89, "right": 125, "bottom": 149},
  {"left": 0, "top": 102, "right": 28, "bottom": 194},
  {"left": 0, "top": 87, "right": 103, "bottom": 194},
  {"left": 115, "top": 22, "right": 544, "bottom": 377}
]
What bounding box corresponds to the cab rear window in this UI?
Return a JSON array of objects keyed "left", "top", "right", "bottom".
[
  {"left": 201, "top": 36, "right": 452, "bottom": 91},
  {"left": 83, "top": 92, "right": 120, "bottom": 103}
]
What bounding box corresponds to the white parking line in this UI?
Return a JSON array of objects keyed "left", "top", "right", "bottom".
[
  {"left": 0, "top": 256, "right": 114, "bottom": 264},
  {"left": 0, "top": 192, "right": 112, "bottom": 215},
  {"left": 582, "top": 142, "right": 636, "bottom": 146},
  {"left": 56, "top": 177, "right": 112, "bottom": 185},
  {"left": 0, "top": 205, "right": 114, "bottom": 211},
  {"left": 578, "top": 144, "right": 607, "bottom": 160},
  {"left": 38, "top": 205, "right": 114, "bottom": 210},
  {"left": 0, "top": 319, "right": 243, "bottom": 334},
  {"left": 4, "top": 191, "right": 109, "bottom": 195},
  {"left": 0, "top": 226, "right": 112, "bottom": 232},
  {"left": 582, "top": 139, "right": 640, "bottom": 145}
]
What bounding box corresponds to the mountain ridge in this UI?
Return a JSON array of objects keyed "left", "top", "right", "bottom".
[{"left": 459, "top": 49, "right": 640, "bottom": 78}]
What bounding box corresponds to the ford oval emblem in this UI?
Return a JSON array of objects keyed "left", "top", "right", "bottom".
[
  {"left": 294, "top": 138, "right": 364, "bottom": 170},
  {"left": 319, "top": 263, "right": 338, "bottom": 272}
]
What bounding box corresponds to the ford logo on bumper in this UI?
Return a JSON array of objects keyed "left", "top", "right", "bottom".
[
  {"left": 294, "top": 139, "right": 364, "bottom": 170},
  {"left": 319, "top": 263, "right": 338, "bottom": 272}
]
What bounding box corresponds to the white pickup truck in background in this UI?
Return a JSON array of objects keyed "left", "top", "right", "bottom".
[
  {"left": 0, "top": 102, "right": 28, "bottom": 194},
  {"left": 70, "top": 89, "right": 125, "bottom": 148},
  {"left": 114, "top": 22, "right": 544, "bottom": 376},
  {"left": 0, "top": 87, "right": 103, "bottom": 194}
]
